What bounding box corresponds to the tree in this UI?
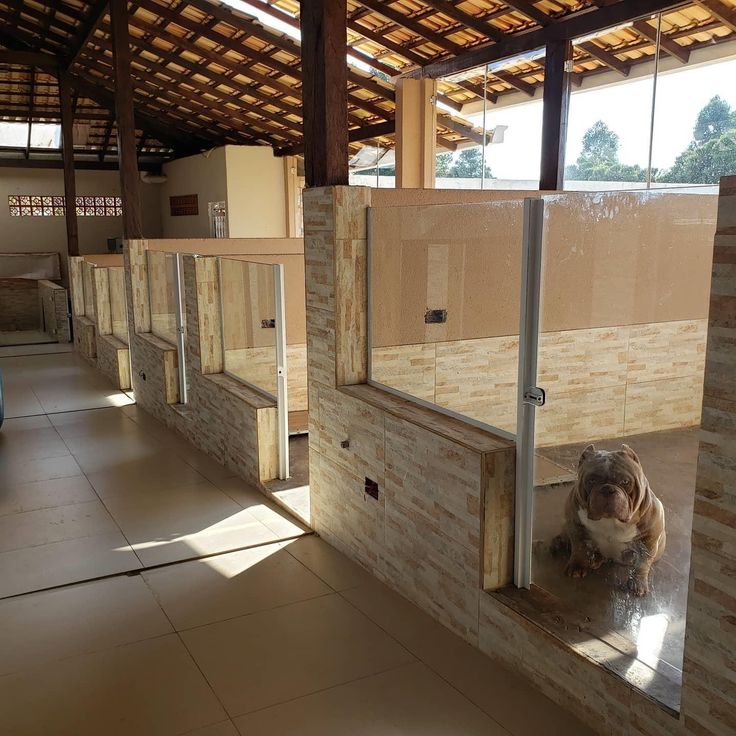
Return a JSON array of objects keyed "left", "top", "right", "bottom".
[
  {"left": 579, "top": 120, "right": 619, "bottom": 162},
  {"left": 436, "top": 152, "right": 453, "bottom": 177},
  {"left": 693, "top": 95, "right": 735, "bottom": 143},
  {"left": 661, "top": 96, "right": 736, "bottom": 184},
  {"left": 565, "top": 120, "right": 647, "bottom": 182},
  {"left": 449, "top": 147, "right": 492, "bottom": 178}
]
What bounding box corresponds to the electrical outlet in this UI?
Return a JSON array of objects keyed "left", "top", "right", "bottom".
[{"left": 364, "top": 477, "right": 379, "bottom": 500}]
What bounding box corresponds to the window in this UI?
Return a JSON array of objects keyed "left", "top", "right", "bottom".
[{"left": 8, "top": 195, "right": 123, "bottom": 217}]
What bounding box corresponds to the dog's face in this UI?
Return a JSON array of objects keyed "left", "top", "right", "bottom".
[{"left": 576, "top": 445, "right": 647, "bottom": 522}]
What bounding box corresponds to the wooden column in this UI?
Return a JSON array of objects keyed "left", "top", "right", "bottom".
[
  {"left": 395, "top": 78, "right": 437, "bottom": 189},
  {"left": 539, "top": 39, "right": 572, "bottom": 191},
  {"left": 300, "top": 0, "right": 348, "bottom": 187},
  {"left": 110, "top": 0, "right": 143, "bottom": 238},
  {"left": 58, "top": 72, "right": 79, "bottom": 257}
]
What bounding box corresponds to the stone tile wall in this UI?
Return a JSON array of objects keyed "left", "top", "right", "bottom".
[
  {"left": 0, "top": 279, "right": 39, "bottom": 331},
  {"left": 304, "top": 181, "right": 736, "bottom": 735},
  {"left": 123, "top": 243, "right": 278, "bottom": 488},
  {"left": 38, "top": 280, "right": 71, "bottom": 343}
]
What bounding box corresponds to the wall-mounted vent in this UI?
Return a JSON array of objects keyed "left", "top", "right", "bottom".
[{"left": 364, "top": 477, "right": 379, "bottom": 501}]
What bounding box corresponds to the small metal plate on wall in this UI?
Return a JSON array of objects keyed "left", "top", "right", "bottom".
[
  {"left": 261, "top": 319, "right": 276, "bottom": 328},
  {"left": 424, "top": 309, "right": 447, "bottom": 324},
  {"left": 523, "top": 387, "right": 546, "bottom": 406}
]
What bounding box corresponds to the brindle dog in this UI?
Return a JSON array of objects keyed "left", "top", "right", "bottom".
[{"left": 552, "top": 444, "right": 666, "bottom": 596}]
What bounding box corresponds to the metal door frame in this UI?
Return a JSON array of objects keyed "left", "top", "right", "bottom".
[{"left": 514, "top": 197, "right": 545, "bottom": 589}]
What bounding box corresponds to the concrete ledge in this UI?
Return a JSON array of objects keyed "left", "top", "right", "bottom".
[
  {"left": 341, "top": 383, "right": 511, "bottom": 454},
  {"left": 204, "top": 372, "right": 276, "bottom": 410}
]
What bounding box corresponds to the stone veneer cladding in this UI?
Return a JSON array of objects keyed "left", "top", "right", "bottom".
[
  {"left": 303, "top": 182, "right": 736, "bottom": 735},
  {"left": 122, "top": 242, "right": 278, "bottom": 489}
]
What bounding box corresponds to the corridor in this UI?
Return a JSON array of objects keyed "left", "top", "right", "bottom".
[{"left": 0, "top": 348, "right": 591, "bottom": 735}]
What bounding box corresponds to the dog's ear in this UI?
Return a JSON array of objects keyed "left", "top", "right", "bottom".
[
  {"left": 579, "top": 444, "right": 596, "bottom": 467},
  {"left": 621, "top": 444, "right": 641, "bottom": 466}
]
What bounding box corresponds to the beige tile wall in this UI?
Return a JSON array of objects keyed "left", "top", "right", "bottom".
[{"left": 373, "top": 318, "right": 707, "bottom": 444}]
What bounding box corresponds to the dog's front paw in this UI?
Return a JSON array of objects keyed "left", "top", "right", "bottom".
[
  {"left": 565, "top": 561, "right": 590, "bottom": 578},
  {"left": 627, "top": 574, "right": 649, "bottom": 597}
]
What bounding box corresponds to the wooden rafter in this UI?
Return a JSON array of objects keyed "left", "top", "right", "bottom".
[
  {"left": 694, "top": 0, "right": 736, "bottom": 31},
  {"left": 411, "top": 0, "right": 693, "bottom": 79},
  {"left": 631, "top": 19, "right": 690, "bottom": 63},
  {"left": 65, "top": 0, "right": 109, "bottom": 69},
  {"left": 578, "top": 40, "right": 630, "bottom": 77}
]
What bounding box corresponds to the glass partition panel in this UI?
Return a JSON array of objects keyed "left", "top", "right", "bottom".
[
  {"left": 219, "top": 258, "right": 278, "bottom": 398},
  {"left": 146, "top": 250, "right": 178, "bottom": 344},
  {"left": 369, "top": 199, "right": 525, "bottom": 435},
  {"left": 528, "top": 190, "right": 717, "bottom": 709},
  {"left": 82, "top": 262, "right": 96, "bottom": 319},
  {"left": 108, "top": 267, "right": 128, "bottom": 344}
]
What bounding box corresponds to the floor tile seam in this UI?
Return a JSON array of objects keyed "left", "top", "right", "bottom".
[
  {"left": 0, "top": 524, "right": 134, "bottom": 557},
  {"left": 225, "top": 660, "right": 423, "bottom": 722},
  {"left": 50, "top": 415, "right": 148, "bottom": 569},
  {"left": 279, "top": 542, "right": 363, "bottom": 596},
  {"left": 336, "top": 587, "right": 514, "bottom": 736},
  {"left": 163, "top": 588, "right": 340, "bottom": 637},
  {"left": 171, "top": 621, "right": 232, "bottom": 723},
  {"left": 0, "top": 532, "right": 314, "bottom": 603},
  {"left": 0, "top": 496, "right": 112, "bottom": 522},
  {"left": 176, "top": 719, "right": 240, "bottom": 736},
  {"left": 0, "top": 629, "right": 178, "bottom": 680},
  {"left": 0, "top": 495, "right": 99, "bottom": 518}
]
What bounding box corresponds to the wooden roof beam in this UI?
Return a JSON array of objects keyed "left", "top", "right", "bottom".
[
  {"left": 694, "top": 0, "right": 736, "bottom": 32},
  {"left": 503, "top": 0, "right": 552, "bottom": 27},
  {"left": 417, "top": 0, "right": 505, "bottom": 41},
  {"left": 0, "top": 49, "right": 60, "bottom": 67},
  {"left": 492, "top": 68, "right": 536, "bottom": 95},
  {"left": 357, "top": 0, "right": 465, "bottom": 55},
  {"left": 631, "top": 19, "right": 690, "bottom": 63},
  {"left": 437, "top": 113, "right": 488, "bottom": 146},
  {"left": 69, "top": 72, "right": 210, "bottom": 153},
  {"left": 578, "top": 40, "right": 630, "bottom": 76},
  {"left": 410, "top": 0, "right": 687, "bottom": 79},
  {"left": 66, "top": 0, "right": 109, "bottom": 70},
  {"left": 78, "top": 45, "right": 294, "bottom": 144},
  {"left": 279, "top": 119, "right": 395, "bottom": 157}
]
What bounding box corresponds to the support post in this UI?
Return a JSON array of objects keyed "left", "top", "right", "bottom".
[
  {"left": 395, "top": 77, "right": 437, "bottom": 189},
  {"left": 300, "top": 0, "right": 348, "bottom": 187},
  {"left": 539, "top": 40, "right": 572, "bottom": 191},
  {"left": 58, "top": 72, "right": 79, "bottom": 257},
  {"left": 110, "top": 0, "right": 143, "bottom": 238}
]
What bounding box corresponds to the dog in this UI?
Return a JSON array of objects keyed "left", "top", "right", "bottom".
[{"left": 552, "top": 444, "right": 666, "bottom": 597}]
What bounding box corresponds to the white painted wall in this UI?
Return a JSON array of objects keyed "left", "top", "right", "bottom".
[
  {"left": 224, "top": 145, "right": 287, "bottom": 238},
  {"left": 160, "top": 147, "right": 228, "bottom": 238},
  {"left": 0, "top": 166, "right": 162, "bottom": 284},
  {"left": 160, "top": 145, "right": 289, "bottom": 239}
]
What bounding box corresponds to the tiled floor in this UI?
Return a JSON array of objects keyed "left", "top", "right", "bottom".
[
  {"left": 0, "top": 350, "right": 594, "bottom": 735},
  {"left": 0, "top": 329, "right": 55, "bottom": 347}
]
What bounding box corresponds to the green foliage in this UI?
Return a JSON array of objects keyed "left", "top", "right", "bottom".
[
  {"left": 436, "top": 152, "right": 453, "bottom": 177},
  {"left": 435, "top": 148, "right": 492, "bottom": 179},
  {"left": 564, "top": 120, "right": 647, "bottom": 182},
  {"left": 693, "top": 95, "right": 735, "bottom": 143},
  {"left": 660, "top": 96, "right": 736, "bottom": 184}
]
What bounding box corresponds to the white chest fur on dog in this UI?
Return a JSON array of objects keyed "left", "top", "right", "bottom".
[{"left": 577, "top": 509, "right": 639, "bottom": 562}]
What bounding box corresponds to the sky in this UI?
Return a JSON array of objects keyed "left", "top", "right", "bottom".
[{"left": 473, "top": 56, "right": 736, "bottom": 181}]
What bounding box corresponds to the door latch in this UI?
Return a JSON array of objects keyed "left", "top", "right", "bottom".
[{"left": 523, "top": 386, "right": 545, "bottom": 407}]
